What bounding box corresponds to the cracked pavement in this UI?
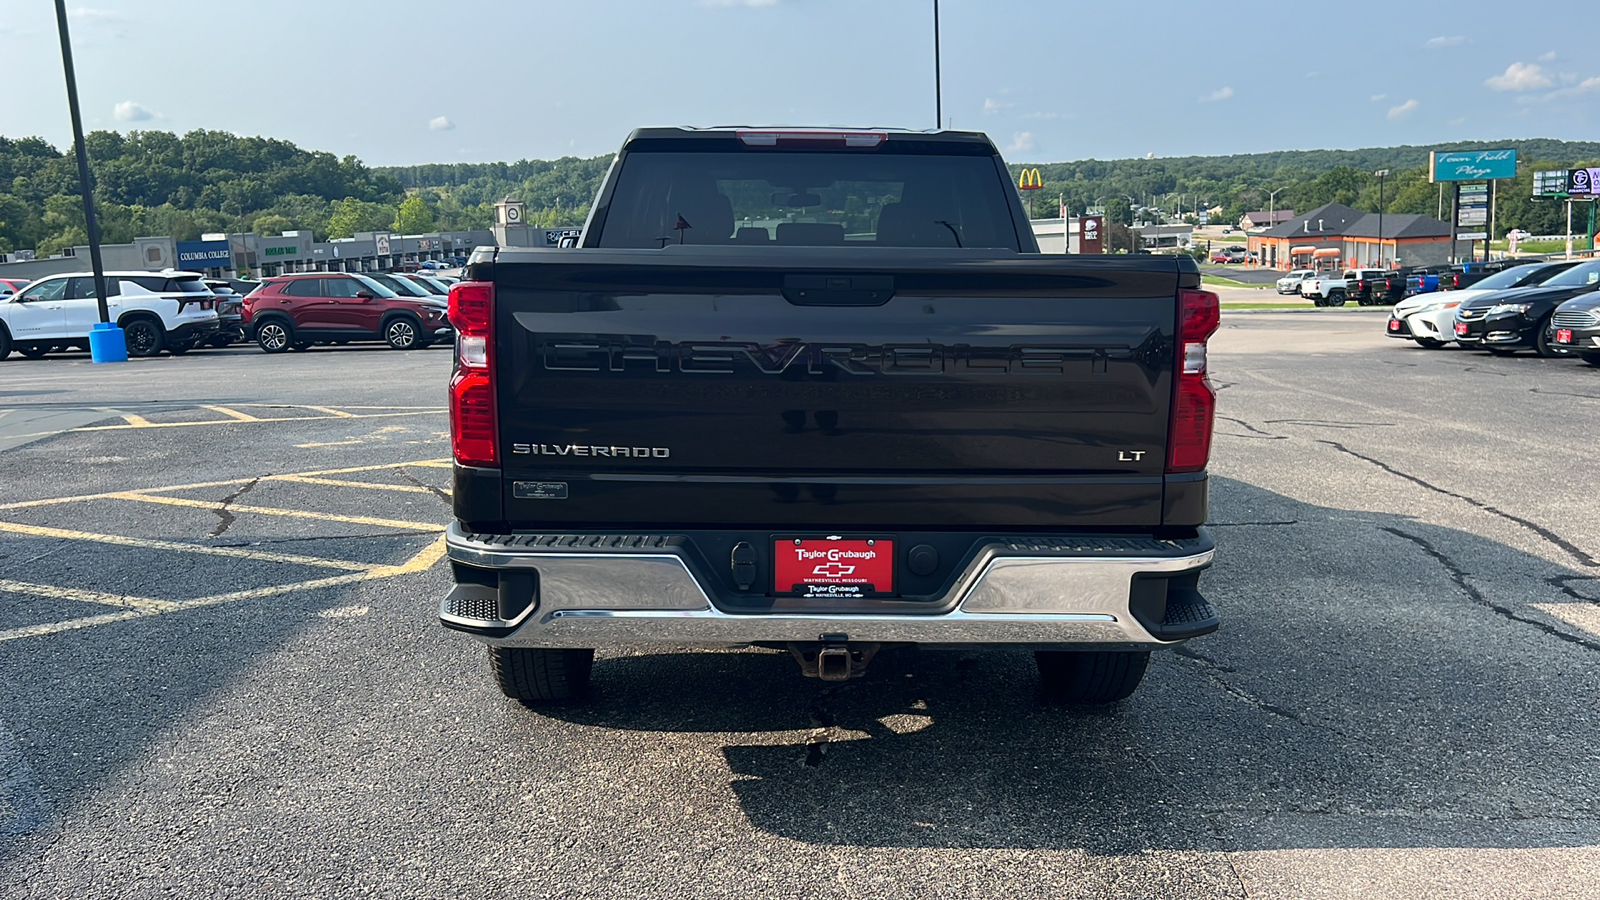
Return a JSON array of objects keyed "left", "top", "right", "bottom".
[{"left": 2, "top": 320, "right": 1599, "bottom": 899}]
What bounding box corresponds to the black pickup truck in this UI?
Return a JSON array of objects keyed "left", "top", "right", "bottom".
[{"left": 439, "top": 127, "right": 1219, "bottom": 706}]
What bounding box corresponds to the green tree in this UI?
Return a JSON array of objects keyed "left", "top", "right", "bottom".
[
  {"left": 326, "top": 197, "right": 396, "bottom": 239},
  {"left": 393, "top": 195, "right": 435, "bottom": 234},
  {"left": 252, "top": 213, "right": 293, "bottom": 237}
]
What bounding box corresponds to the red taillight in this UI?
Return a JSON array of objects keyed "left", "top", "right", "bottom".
[
  {"left": 1168, "top": 288, "right": 1220, "bottom": 474},
  {"left": 447, "top": 281, "right": 497, "bottom": 467},
  {"left": 1451, "top": 273, "right": 1462, "bottom": 289}
]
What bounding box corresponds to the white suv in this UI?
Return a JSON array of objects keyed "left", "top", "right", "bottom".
[{"left": 0, "top": 270, "right": 221, "bottom": 359}]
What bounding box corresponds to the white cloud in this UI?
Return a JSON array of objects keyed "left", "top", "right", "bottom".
[
  {"left": 1023, "top": 111, "right": 1063, "bottom": 120},
  {"left": 982, "top": 98, "right": 1013, "bottom": 115},
  {"left": 67, "top": 7, "right": 121, "bottom": 21},
  {"left": 1199, "top": 86, "right": 1233, "bottom": 103},
  {"left": 1424, "top": 35, "right": 1466, "bottom": 49},
  {"left": 1538, "top": 50, "right": 1557, "bottom": 62},
  {"left": 428, "top": 116, "right": 455, "bottom": 131},
  {"left": 1517, "top": 75, "right": 1600, "bottom": 104},
  {"left": 1370, "top": 93, "right": 1387, "bottom": 102},
  {"left": 1387, "top": 99, "right": 1419, "bottom": 120},
  {"left": 1485, "top": 62, "right": 1553, "bottom": 92},
  {"left": 1006, "top": 131, "right": 1036, "bottom": 154},
  {"left": 113, "top": 101, "right": 154, "bottom": 122}
]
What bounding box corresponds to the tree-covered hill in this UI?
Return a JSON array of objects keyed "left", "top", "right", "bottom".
[
  {"left": 0, "top": 130, "right": 479, "bottom": 255},
  {"left": 4, "top": 131, "right": 1595, "bottom": 257},
  {"left": 1002, "top": 138, "right": 1600, "bottom": 235}
]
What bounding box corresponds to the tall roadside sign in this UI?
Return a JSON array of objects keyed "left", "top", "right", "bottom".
[
  {"left": 1430, "top": 149, "right": 1517, "bottom": 263},
  {"left": 1535, "top": 168, "right": 1600, "bottom": 257}
]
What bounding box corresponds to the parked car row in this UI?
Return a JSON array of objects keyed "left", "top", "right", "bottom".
[
  {"left": 0, "top": 268, "right": 460, "bottom": 360},
  {"left": 1282, "top": 268, "right": 1405, "bottom": 306},
  {"left": 1387, "top": 259, "right": 1600, "bottom": 366}
]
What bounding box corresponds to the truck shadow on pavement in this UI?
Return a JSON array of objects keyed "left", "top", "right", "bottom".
[{"left": 544, "top": 476, "right": 1600, "bottom": 853}]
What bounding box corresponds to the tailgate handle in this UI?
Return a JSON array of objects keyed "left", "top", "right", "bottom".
[{"left": 782, "top": 275, "right": 894, "bottom": 307}]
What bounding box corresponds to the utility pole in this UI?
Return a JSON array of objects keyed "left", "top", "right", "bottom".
[
  {"left": 1374, "top": 170, "right": 1388, "bottom": 268},
  {"left": 1267, "top": 187, "right": 1283, "bottom": 232},
  {"left": 933, "top": 0, "right": 942, "bottom": 129},
  {"left": 53, "top": 0, "right": 123, "bottom": 362}
]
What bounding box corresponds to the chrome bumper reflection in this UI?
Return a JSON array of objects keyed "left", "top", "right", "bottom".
[{"left": 442, "top": 524, "right": 1212, "bottom": 648}]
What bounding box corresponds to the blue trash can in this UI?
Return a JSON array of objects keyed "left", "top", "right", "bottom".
[{"left": 88, "top": 322, "right": 128, "bottom": 364}]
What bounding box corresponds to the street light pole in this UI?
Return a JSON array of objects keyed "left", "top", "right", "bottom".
[
  {"left": 932, "top": 0, "right": 942, "bottom": 129},
  {"left": 53, "top": 0, "right": 123, "bottom": 362},
  {"left": 1374, "top": 169, "right": 1389, "bottom": 267}
]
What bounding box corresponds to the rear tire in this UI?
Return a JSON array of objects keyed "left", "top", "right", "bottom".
[
  {"left": 255, "top": 319, "right": 293, "bottom": 353},
  {"left": 122, "top": 318, "right": 165, "bottom": 357},
  {"left": 1035, "top": 650, "right": 1149, "bottom": 704},
  {"left": 1328, "top": 290, "right": 1347, "bottom": 307},
  {"left": 488, "top": 647, "right": 594, "bottom": 703}
]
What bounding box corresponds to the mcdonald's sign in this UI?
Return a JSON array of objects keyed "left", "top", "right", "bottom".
[{"left": 1018, "top": 168, "right": 1044, "bottom": 191}]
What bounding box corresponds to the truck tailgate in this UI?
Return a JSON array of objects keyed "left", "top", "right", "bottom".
[{"left": 490, "top": 249, "right": 1180, "bottom": 529}]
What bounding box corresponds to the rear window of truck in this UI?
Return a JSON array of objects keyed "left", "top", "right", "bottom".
[{"left": 596, "top": 150, "right": 1020, "bottom": 250}]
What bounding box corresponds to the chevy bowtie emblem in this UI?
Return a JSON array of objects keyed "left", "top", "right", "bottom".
[{"left": 812, "top": 563, "right": 857, "bottom": 578}]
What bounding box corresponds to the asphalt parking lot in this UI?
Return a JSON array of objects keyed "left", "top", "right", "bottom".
[{"left": 2, "top": 321, "right": 1598, "bottom": 899}]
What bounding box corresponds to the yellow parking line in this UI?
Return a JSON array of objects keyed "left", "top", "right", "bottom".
[
  {"left": 202, "top": 405, "right": 260, "bottom": 421},
  {"left": 0, "top": 520, "right": 381, "bottom": 570},
  {"left": 0, "top": 460, "right": 451, "bottom": 511},
  {"left": 0, "top": 536, "right": 449, "bottom": 642},
  {"left": 0, "top": 579, "right": 178, "bottom": 611},
  {"left": 301, "top": 406, "right": 356, "bottom": 418},
  {"left": 107, "top": 492, "right": 445, "bottom": 532},
  {"left": 0, "top": 609, "right": 152, "bottom": 642},
  {"left": 239, "top": 405, "right": 444, "bottom": 411},
  {"left": 276, "top": 475, "right": 444, "bottom": 495},
  {"left": 67, "top": 410, "right": 439, "bottom": 433},
  {"left": 288, "top": 459, "right": 450, "bottom": 478},
  {"left": 120, "top": 413, "right": 153, "bottom": 427},
  {"left": 185, "top": 536, "right": 447, "bottom": 607}
]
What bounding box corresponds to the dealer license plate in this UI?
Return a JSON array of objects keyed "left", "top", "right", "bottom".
[
  {"left": 774, "top": 536, "right": 894, "bottom": 597},
  {"left": 1455, "top": 322, "right": 1469, "bottom": 336},
  {"left": 1388, "top": 319, "right": 1402, "bottom": 332},
  {"left": 1555, "top": 328, "right": 1574, "bottom": 344}
]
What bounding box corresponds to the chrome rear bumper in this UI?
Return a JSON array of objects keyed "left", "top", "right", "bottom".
[{"left": 441, "top": 524, "right": 1215, "bottom": 649}]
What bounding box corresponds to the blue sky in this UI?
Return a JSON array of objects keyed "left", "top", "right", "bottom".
[{"left": 2, "top": 0, "right": 1594, "bottom": 166}]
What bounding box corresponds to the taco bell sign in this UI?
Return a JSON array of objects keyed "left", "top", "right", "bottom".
[
  {"left": 1429, "top": 149, "right": 1517, "bottom": 183},
  {"left": 175, "top": 240, "right": 232, "bottom": 269}
]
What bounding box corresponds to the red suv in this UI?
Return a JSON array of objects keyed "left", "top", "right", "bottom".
[{"left": 243, "top": 272, "right": 451, "bottom": 353}]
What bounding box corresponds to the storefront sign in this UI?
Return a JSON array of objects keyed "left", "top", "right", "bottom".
[
  {"left": 1079, "top": 215, "right": 1105, "bottom": 254},
  {"left": 263, "top": 245, "right": 298, "bottom": 257},
  {"left": 175, "top": 240, "right": 231, "bottom": 269},
  {"left": 1430, "top": 149, "right": 1517, "bottom": 183},
  {"left": 1569, "top": 167, "right": 1599, "bottom": 196}
]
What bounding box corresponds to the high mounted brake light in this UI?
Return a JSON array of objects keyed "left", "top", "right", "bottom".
[
  {"left": 447, "top": 281, "right": 497, "bottom": 467},
  {"left": 736, "top": 129, "right": 887, "bottom": 148},
  {"left": 1168, "top": 288, "right": 1220, "bottom": 474}
]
